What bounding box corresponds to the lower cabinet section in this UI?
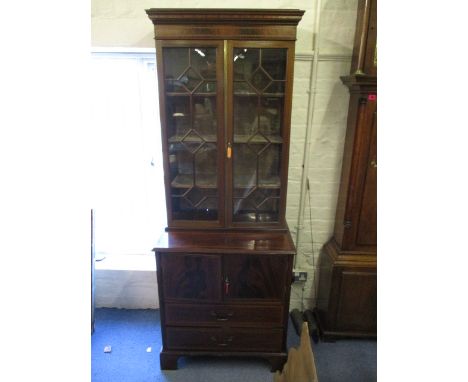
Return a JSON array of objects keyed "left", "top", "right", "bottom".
[
  {"left": 154, "top": 237, "right": 295, "bottom": 371},
  {"left": 166, "top": 327, "right": 284, "bottom": 352},
  {"left": 315, "top": 239, "right": 377, "bottom": 340}
]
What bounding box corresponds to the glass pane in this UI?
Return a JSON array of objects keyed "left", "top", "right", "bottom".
[
  {"left": 163, "top": 46, "right": 219, "bottom": 222},
  {"left": 166, "top": 96, "right": 190, "bottom": 138},
  {"left": 233, "top": 144, "right": 257, "bottom": 189},
  {"left": 233, "top": 81, "right": 256, "bottom": 95},
  {"left": 193, "top": 96, "right": 217, "bottom": 139},
  {"left": 261, "top": 49, "right": 287, "bottom": 80},
  {"left": 183, "top": 68, "right": 203, "bottom": 91},
  {"left": 232, "top": 48, "right": 287, "bottom": 223},
  {"left": 171, "top": 185, "right": 219, "bottom": 221},
  {"left": 191, "top": 48, "right": 217, "bottom": 79},
  {"left": 194, "top": 143, "right": 217, "bottom": 187},
  {"left": 258, "top": 145, "right": 281, "bottom": 187},
  {"left": 259, "top": 97, "right": 283, "bottom": 136},
  {"left": 163, "top": 48, "right": 189, "bottom": 93},
  {"left": 233, "top": 48, "right": 259, "bottom": 81},
  {"left": 168, "top": 143, "right": 193, "bottom": 188},
  {"left": 233, "top": 96, "right": 257, "bottom": 137},
  {"left": 264, "top": 81, "right": 285, "bottom": 95},
  {"left": 194, "top": 81, "right": 217, "bottom": 94}
]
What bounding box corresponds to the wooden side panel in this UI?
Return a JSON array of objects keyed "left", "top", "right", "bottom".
[{"left": 316, "top": 246, "right": 334, "bottom": 313}]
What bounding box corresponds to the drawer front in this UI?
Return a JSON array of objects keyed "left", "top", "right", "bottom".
[
  {"left": 165, "top": 303, "right": 283, "bottom": 327},
  {"left": 165, "top": 327, "right": 283, "bottom": 352}
]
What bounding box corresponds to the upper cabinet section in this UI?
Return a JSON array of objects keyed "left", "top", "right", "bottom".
[{"left": 147, "top": 9, "right": 304, "bottom": 231}]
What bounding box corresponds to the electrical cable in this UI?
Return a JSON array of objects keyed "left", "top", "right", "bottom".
[
  {"left": 304, "top": 179, "right": 320, "bottom": 342},
  {"left": 307, "top": 179, "right": 319, "bottom": 305}
]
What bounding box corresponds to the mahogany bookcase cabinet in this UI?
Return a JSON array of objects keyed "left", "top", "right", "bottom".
[
  {"left": 146, "top": 9, "right": 304, "bottom": 370},
  {"left": 315, "top": 0, "right": 377, "bottom": 340}
]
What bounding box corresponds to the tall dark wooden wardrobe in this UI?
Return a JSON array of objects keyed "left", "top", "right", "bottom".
[
  {"left": 315, "top": 0, "right": 377, "bottom": 340},
  {"left": 146, "top": 8, "right": 304, "bottom": 370}
]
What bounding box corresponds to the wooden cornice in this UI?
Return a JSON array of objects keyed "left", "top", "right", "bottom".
[
  {"left": 145, "top": 8, "right": 305, "bottom": 26},
  {"left": 324, "top": 239, "right": 377, "bottom": 267},
  {"left": 341, "top": 74, "right": 377, "bottom": 93}
]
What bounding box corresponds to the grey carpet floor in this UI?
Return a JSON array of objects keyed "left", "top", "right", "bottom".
[{"left": 92, "top": 308, "right": 376, "bottom": 382}]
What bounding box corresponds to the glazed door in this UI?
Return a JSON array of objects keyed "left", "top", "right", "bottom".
[
  {"left": 223, "top": 255, "right": 290, "bottom": 302},
  {"left": 226, "top": 41, "right": 295, "bottom": 227},
  {"left": 157, "top": 41, "right": 225, "bottom": 228}
]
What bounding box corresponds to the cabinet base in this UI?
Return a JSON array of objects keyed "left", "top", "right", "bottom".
[
  {"left": 315, "top": 239, "right": 377, "bottom": 341},
  {"left": 160, "top": 350, "right": 287, "bottom": 371},
  {"left": 314, "top": 308, "right": 376, "bottom": 342}
]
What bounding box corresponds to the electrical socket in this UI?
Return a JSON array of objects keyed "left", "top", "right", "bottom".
[{"left": 293, "top": 270, "right": 308, "bottom": 283}]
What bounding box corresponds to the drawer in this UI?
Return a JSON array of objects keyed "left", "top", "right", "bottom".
[
  {"left": 165, "top": 303, "right": 283, "bottom": 327},
  {"left": 165, "top": 327, "right": 283, "bottom": 352}
]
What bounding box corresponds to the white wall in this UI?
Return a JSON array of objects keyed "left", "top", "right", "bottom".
[{"left": 91, "top": 0, "right": 358, "bottom": 311}]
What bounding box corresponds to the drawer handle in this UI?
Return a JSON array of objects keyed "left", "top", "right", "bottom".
[
  {"left": 224, "top": 276, "right": 230, "bottom": 295},
  {"left": 210, "top": 311, "right": 234, "bottom": 321},
  {"left": 210, "top": 335, "right": 233, "bottom": 347}
]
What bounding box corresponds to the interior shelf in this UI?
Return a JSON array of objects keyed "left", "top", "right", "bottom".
[
  {"left": 171, "top": 174, "right": 217, "bottom": 189},
  {"left": 169, "top": 134, "right": 217, "bottom": 143},
  {"left": 233, "top": 92, "right": 285, "bottom": 97},
  {"left": 167, "top": 92, "right": 217, "bottom": 97},
  {"left": 233, "top": 135, "right": 282, "bottom": 144},
  {"left": 171, "top": 174, "right": 280, "bottom": 189},
  {"left": 234, "top": 175, "right": 281, "bottom": 189}
]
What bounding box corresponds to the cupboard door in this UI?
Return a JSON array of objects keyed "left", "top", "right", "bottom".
[
  {"left": 158, "top": 41, "right": 225, "bottom": 227},
  {"left": 335, "top": 268, "right": 377, "bottom": 332},
  {"left": 227, "top": 42, "right": 294, "bottom": 226},
  {"left": 160, "top": 253, "right": 222, "bottom": 302},
  {"left": 223, "top": 254, "right": 289, "bottom": 301}
]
